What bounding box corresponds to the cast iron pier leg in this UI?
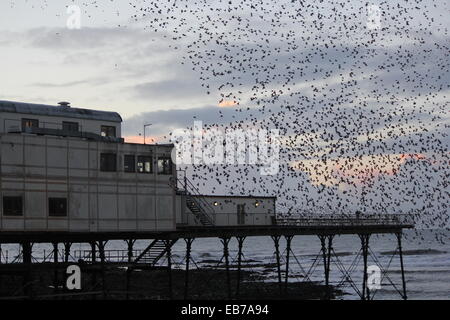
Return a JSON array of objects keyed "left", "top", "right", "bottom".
[
  {"left": 319, "top": 235, "right": 333, "bottom": 300},
  {"left": 396, "top": 233, "right": 407, "bottom": 300},
  {"left": 184, "top": 238, "right": 194, "bottom": 300},
  {"left": 126, "top": 266, "right": 132, "bottom": 300},
  {"left": 359, "top": 234, "right": 370, "bottom": 300},
  {"left": 166, "top": 240, "right": 173, "bottom": 300},
  {"left": 285, "top": 236, "right": 293, "bottom": 293},
  {"left": 126, "top": 239, "right": 135, "bottom": 263},
  {"left": 98, "top": 241, "right": 107, "bottom": 298},
  {"left": 64, "top": 242, "right": 71, "bottom": 263},
  {"left": 22, "top": 242, "right": 33, "bottom": 298},
  {"left": 90, "top": 241, "right": 96, "bottom": 263},
  {"left": 327, "top": 235, "right": 333, "bottom": 299},
  {"left": 271, "top": 235, "right": 282, "bottom": 295},
  {"left": 52, "top": 242, "right": 59, "bottom": 295},
  {"left": 221, "top": 237, "right": 231, "bottom": 299},
  {"left": 236, "top": 236, "right": 245, "bottom": 298},
  {"left": 90, "top": 241, "right": 97, "bottom": 296}
]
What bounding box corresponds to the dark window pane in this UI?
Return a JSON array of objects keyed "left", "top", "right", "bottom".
[
  {"left": 137, "top": 156, "right": 152, "bottom": 173},
  {"left": 21, "top": 118, "right": 39, "bottom": 131},
  {"left": 124, "top": 155, "right": 135, "bottom": 172},
  {"left": 3, "top": 196, "right": 23, "bottom": 216},
  {"left": 62, "top": 121, "right": 79, "bottom": 132},
  {"left": 49, "top": 198, "right": 67, "bottom": 217},
  {"left": 158, "top": 157, "right": 173, "bottom": 175},
  {"left": 100, "top": 153, "right": 117, "bottom": 172},
  {"left": 101, "top": 125, "right": 116, "bottom": 137}
]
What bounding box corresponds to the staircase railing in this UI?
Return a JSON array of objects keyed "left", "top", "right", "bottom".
[
  {"left": 169, "top": 170, "right": 215, "bottom": 225},
  {"left": 133, "top": 239, "right": 177, "bottom": 265}
]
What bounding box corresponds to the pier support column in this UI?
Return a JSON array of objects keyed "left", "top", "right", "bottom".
[
  {"left": 319, "top": 235, "right": 333, "bottom": 300},
  {"left": 221, "top": 237, "right": 232, "bottom": 299},
  {"left": 98, "top": 241, "right": 107, "bottom": 298},
  {"left": 90, "top": 241, "right": 97, "bottom": 263},
  {"left": 126, "top": 266, "right": 132, "bottom": 300},
  {"left": 52, "top": 242, "right": 59, "bottom": 294},
  {"left": 126, "top": 239, "right": 136, "bottom": 263},
  {"left": 396, "top": 233, "right": 407, "bottom": 300},
  {"left": 64, "top": 242, "right": 71, "bottom": 263},
  {"left": 284, "top": 236, "right": 293, "bottom": 293},
  {"left": 359, "top": 234, "right": 370, "bottom": 300},
  {"left": 21, "top": 242, "right": 33, "bottom": 298},
  {"left": 90, "top": 241, "right": 97, "bottom": 294},
  {"left": 236, "top": 236, "right": 246, "bottom": 298},
  {"left": 165, "top": 240, "right": 173, "bottom": 300},
  {"left": 184, "top": 238, "right": 194, "bottom": 300},
  {"left": 271, "top": 235, "right": 283, "bottom": 295}
]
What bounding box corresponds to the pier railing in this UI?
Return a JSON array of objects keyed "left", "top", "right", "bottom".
[
  {"left": 275, "top": 213, "right": 415, "bottom": 228},
  {"left": 0, "top": 249, "right": 147, "bottom": 264},
  {"left": 3, "top": 118, "right": 124, "bottom": 143}
]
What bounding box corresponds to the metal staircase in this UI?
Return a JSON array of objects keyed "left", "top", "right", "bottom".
[
  {"left": 133, "top": 239, "right": 177, "bottom": 265},
  {"left": 169, "top": 170, "right": 215, "bottom": 226}
]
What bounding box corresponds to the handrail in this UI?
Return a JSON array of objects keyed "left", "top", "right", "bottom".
[
  {"left": 2, "top": 118, "right": 124, "bottom": 143},
  {"left": 170, "top": 170, "right": 215, "bottom": 225},
  {"left": 3, "top": 117, "right": 84, "bottom": 132},
  {"left": 275, "top": 213, "right": 415, "bottom": 227}
]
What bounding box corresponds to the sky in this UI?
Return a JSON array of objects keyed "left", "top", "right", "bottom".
[
  {"left": 0, "top": 0, "right": 220, "bottom": 137},
  {"left": 0, "top": 0, "right": 448, "bottom": 230}
]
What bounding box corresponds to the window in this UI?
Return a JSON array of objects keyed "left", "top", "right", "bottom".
[
  {"left": 3, "top": 196, "right": 23, "bottom": 216},
  {"left": 158, "top": 157, "right": 173, "bottom": 175},
  {"left": 137, "top": 156, "right": 152, "bottom": 173},
  {"left": 124, "top": 155, "right": 135, "bottom": 172},
  {"left": 100, "top": 153, "right": 117, "bottom": 172},
  {"left": 101, "top": 125, "right": 116, "bottom": 137},
  {"left": 21, "top": 118, "right": 39, "bottom": 131},
  {"left": 62, "top": 121, "right": 79, "bottom": 132},
  {"left": 49, "top": 198, "right": 67, "bottom": 217}
]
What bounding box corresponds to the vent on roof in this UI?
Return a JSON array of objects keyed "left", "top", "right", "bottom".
[{"left": 58, "top": 101, "right": 71, "bottom": 108}]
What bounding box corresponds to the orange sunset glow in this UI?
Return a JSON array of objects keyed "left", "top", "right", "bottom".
[
  {"left": 218, "top": 100, "right": 238, "bottom": 107},
  {"left": 290, "top": 153, "right": 429, "bottom": 187}
]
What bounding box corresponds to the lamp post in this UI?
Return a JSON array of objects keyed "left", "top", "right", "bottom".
[{"left": 143, "top": 123, "right": 152, "bottom": 144}]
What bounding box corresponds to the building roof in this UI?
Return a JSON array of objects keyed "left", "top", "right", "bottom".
[{"left": 0, "top": 100, "right": 122, "bottom": 123}]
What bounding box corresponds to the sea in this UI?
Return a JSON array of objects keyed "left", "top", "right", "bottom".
[{"left": 0, "top": 229, "right": 448, "bottom": 300}]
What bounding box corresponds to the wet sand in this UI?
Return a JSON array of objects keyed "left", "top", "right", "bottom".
[{"left": 0, "top": 264, "right": 344, "bottom": 300}]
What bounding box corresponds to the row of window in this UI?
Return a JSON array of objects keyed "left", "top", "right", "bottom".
[
  {"left": 3, "top": 196, "right": 67, "bottom": 217},
  {"left": 100, "top": 154, "right": 173, "bottom": 174},
  {"left": 21, "top": 118, "right": 116, "bottom": 137}
]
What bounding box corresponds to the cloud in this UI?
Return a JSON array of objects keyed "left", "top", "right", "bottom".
[
  {"left": 122, "top": 104, "right": 244, "bottom": 137},
  {"left": 30, "top": 80, "right": 89, "bottom": 88},
  {"left": 133, "top": 78, "right": 204, "bottom": 101},
  {"left": 26, "top": 27, "right": 147, "bottom": 49}
]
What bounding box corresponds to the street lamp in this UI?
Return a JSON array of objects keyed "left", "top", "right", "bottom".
[{"left": 143, "top": 123, "right": 152, "bottom": 144}]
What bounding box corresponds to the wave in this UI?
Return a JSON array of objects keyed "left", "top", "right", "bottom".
[
  {"left": 333, "top": 252, "right": 355, "bottom": 257},
  {"left": 380, "top": 249, "right": 447, "bottom": 256},
  {"left": 388, "top": 269, "right": 450, "bottom": 274}
]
